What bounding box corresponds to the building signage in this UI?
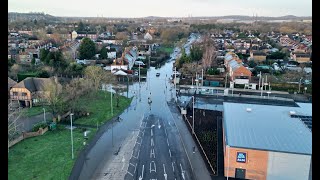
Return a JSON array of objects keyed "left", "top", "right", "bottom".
[{"left": 236, "top": 152, "right": 246, "bottom": 163}]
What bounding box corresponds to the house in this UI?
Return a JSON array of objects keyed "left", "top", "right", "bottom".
[
  {"left": 236, "top": 46, "right": 247, "bottom": 54},
  {"left": 17, "top": 51, "right": 32, "bottom": 64},
  {"left": 224, "top": 52, "right": 252, "bottom": 85},
  {"left": 10, "top": 77, "right": 60, "bottom": 107},
  {"left": 291, "top": 53, "right": 311, "bottom": 63},
  {"left": 8, "top": 77, "right": 17, "bottom": 97},
  {"left": 107, "top": 51, "right": 117, "bottom": 59},
  {"left": 144, "top": 32, "right": 153, "bottom": 40},
  {"left": 249, "top": 51, "right": 267, "bottom": 62},
  {"left": 76, "top": 31, "right": 98, "bottom": 41},
  {"left": 8, "top": 49, "right": 18, "bottom": 60}
]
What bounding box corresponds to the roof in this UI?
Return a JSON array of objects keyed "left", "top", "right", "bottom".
[
  {"left": 113, "top": 70, "right": 128, "bottom": 76},
  {"left": 8, "top": 77, "right": 17, "bottom": 91},
  {"left": 12, "top": 77, "right": 54, "bottom": 92},
  {"left": 223, "top": 102, "right": 312, "bottom": 155}
]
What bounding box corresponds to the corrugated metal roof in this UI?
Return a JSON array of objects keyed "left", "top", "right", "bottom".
[{"left": 223, "top": 102, "right": 312, "bottom": 155}]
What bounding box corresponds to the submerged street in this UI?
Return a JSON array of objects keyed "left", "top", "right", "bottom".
[{"left": 77, "top": 57, "right": 196, "bottom": 180}]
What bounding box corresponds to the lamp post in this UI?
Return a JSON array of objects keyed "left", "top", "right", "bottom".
[
  {"left": 298, "top": 77, "right": 303, "bottom": 93},
  {"left": 192, "top": 96, "right": 195, "bottom": 135},
  {"left": 70, "top": 113, "right": 74, "bottom": 159},
  {"left": 111, "top": 85, "right": 113, "bottom": 116},
  {"left": 43, "top": 108, "right": 46, "bottom": 123}
]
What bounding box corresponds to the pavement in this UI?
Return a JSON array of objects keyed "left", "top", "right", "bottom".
[{"left": 167, "top": 101, "right": 212, "bottom": 180}]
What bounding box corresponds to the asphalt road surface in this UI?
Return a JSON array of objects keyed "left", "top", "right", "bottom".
[{"left": 124, "top": 113, "right": 193, "bottom": 180}]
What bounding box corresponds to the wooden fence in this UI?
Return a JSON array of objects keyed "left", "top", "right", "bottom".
[{"left": 8, "top": 127, "right": 49, "bottom": 149}]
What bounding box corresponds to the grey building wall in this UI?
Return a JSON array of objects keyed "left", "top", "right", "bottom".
[{"left": 267, "top": 151, "right": 311, "bottom": 180}]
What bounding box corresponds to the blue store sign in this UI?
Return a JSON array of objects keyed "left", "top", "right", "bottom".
[{"left": 236, "top": 152, "right": 246, "bottom": 163}]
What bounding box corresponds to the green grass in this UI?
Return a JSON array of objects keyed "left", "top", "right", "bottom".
[
  {"left": 21, "top": 106, "right": 50, "bottom": 117},
  {"left": 158, "top": 46, "right": 174, "bottom": 54},
  {"left": 8, "top": 125, "right": 97, "bottom": 180},
  {"left": 73, "top": 91, "right": 132, "bottom": 126}
]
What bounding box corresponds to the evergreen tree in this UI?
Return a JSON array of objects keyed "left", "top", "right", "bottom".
[{"left": 79, "top": 37, "right": 96, "bottom": 59}]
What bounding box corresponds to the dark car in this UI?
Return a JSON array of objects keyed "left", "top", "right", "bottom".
[{"left": 156, "top": 73, "right": 160, "bottom": 77}]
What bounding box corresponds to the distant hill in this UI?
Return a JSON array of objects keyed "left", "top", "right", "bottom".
[
  {"left": 8, "top": 12, "right": 61, "bottom": 22},
  {"left": 8, "top": 12, "right": 311, "bottom": 22},
  {"left": 188, "top": 15, "right": 311, "bottom": 21}
]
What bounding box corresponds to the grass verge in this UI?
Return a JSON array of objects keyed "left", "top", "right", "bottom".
[
  {"left": 8, "top": 125, "right": 97, "bottom": 180},
  {"left": 21, "top": 106, "right": 50, "bottom": 117},
  {"left": 74, "top": 91, "right": 132, "bottom": 126}
]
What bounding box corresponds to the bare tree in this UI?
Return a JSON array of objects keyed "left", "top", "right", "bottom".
[
  {"left": 202, "top": 35, "right": 217, "bottom": 70},
  {"left": 84, "top": 66, "right": 116, "bottom": 91},
  {"left": 43, "top": 78, "right": 64, "bottom": 119}
]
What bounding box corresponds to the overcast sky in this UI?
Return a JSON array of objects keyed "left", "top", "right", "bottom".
[{"left": 8, "top": 0, "right": 312, "bottom": 17}]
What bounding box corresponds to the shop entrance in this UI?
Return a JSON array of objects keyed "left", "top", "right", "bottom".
[{"left": 235, "top": 168, "right": 246, "bottom": 179}]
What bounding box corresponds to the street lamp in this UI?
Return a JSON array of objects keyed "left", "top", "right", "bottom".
[
  {"left": 298, "top": 77, "right": 303, "bottom": 93},
  {"left": 70, "top": 113, "right": 74, "bottom": 159},
  {"left": 111, "top": 84, "right": 113, "bottom": 116},
  {"left": 43, "top": 108, "right": 46, "bottom": 123},
  {"left": 192, "top": 96, "right": 195, "bottom": 135}
]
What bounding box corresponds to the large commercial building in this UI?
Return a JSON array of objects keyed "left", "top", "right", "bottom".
[{"left": 223, "top": 102, "right": 312, "bottom": 180}]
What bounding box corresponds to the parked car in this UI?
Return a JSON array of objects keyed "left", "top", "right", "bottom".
[{"left": 156, "top": 73, "right": 160, "bottom": 77}]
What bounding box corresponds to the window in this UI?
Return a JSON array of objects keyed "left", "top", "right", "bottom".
[
  {"left": 22, "top": 92, "right": 27, "bottom": 96},
  {"left": 13, "top": 92, "right": 18, "bottom": 96}
]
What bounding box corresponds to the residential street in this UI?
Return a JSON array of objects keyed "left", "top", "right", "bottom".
[{"left": 74, "top": 45, "right": 210, "bottom": 179}]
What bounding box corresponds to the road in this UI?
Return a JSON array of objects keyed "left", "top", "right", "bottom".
[
  {"left": 124, "top": 112, "right": 193, "bottom": 180},
  {"left": 76, "top": 37, "right": 202, "bottom": 179}
]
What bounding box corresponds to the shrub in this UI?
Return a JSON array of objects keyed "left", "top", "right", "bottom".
[{"left": 32, "top": 122, "right": 48, "bottom": 132}]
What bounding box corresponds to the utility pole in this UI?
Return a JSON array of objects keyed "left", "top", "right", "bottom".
[
  {"left": 139, "top": 63, "right": 141, "bottom": 86},
  {"left": 174, "top": 66, "right": 177, "bottom": 101},
  {"left": 261, "top": 78, "right": 264, "bottom": 97},
  {"left": 201, "top": 69, "right": 203, "bottom": 86},
  {"left": 224, "top": 72, "right": 228, "bottom": 88},
  {"left": 70, "top": 113, "right": 74, "bottom": 159},
  {"left": 258, "top": 71, "right": 261, "bottom": 90}
]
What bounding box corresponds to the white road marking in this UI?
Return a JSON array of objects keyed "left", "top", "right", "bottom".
[
  {"left": 151, "top": 138, "right": 154, "bottom": 146},
  {"left": 150, "top": 149, "right": 155, "bottom": 158},
  {"left": 134, "top": 163, "right": 137, "bottom": 173},
  {"left": 167, "top": 139, "right": 170, "bottom": 146},
  {"left": 121, "top": 156, "right": 125, "bottom": 170},
  {"left": 130, "top": 163, "right": 136, "bottom": 167},
  {"left": 150, "top": 161, "right": 156, "bottom": 173},
  {"left": 163, "top": 164, "right": 167, "bottom": 180},
  {"left": 127, "top": 171, "right": 133, "bottom": 176},
  {"left": 140, "top": 164, "right": 144, "bottom": 179},
  {"left": 172, "top": 162, "right": 175, "bottom": 172},
  {"left": 169, "top": 149, "right": 172, "bottom": 157},
  {"left": 151, "top": 129, "right": 153, "bottom": 137},
  {"left": 180, "top": 163, "right": 185, "bottom": 180},
  {"left": 164, "top": 128, "right": 167, "bottom": 136},
  {"left": 133, "top": 149, "right": 140, "bottom": 159}
]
